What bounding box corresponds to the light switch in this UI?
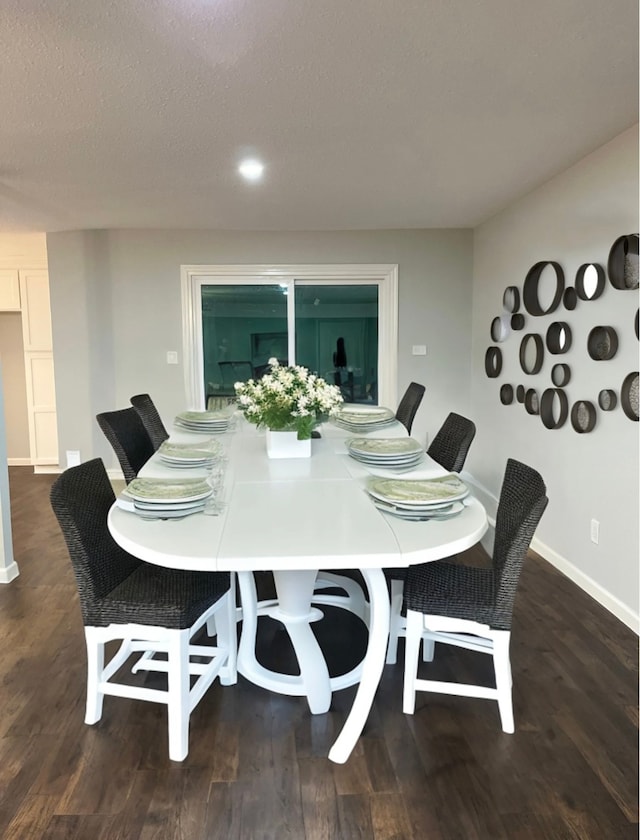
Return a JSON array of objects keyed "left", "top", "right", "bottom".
[
  {"left": 412, "top": 345, "right": 427, "bottom": 356},
  {"left": 166, "top": 351, "right": 179, "bottom": 365}
]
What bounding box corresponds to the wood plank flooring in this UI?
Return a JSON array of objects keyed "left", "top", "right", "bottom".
[{"left": 1, "top": 465, "right": 637, "bottom": 839}]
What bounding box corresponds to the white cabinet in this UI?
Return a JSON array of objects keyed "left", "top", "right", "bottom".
[
  {"left": 19, "top": 270, "right": 59, "bottom": 465},
  {"left": 0, "top": 270, "right": 20, "bottom": 311}
]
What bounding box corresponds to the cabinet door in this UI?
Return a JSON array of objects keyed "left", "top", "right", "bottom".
[
  {"left": 19, "top": 270, "right": 52, "bottom": 350},
  {"left": 23, "top": 353, "right": 59, "bottom": 463},
  {"left": 19, "top": 270, "right": 59, "bottom": 464},
  {"left": 0, "top": 269, "right": 20, "bottom": 311}
]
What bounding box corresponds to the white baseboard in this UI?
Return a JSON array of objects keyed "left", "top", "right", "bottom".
[
  {"left": 34, "top": 464, "right": 63, "bottom": 474},
  {"left": 462, "top": 472, "right": 639, "bottom": 635},
  {"left": 0, "top": 561, "right": 20, "bottom": 583},
  {"left": 7, "top": 457, "right": 31, "bottom": 466},
  {"left": 532, "top": 535, "right": 639, "bottom": 634}
]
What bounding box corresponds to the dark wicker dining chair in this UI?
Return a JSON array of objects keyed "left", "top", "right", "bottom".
[
  {"left": 427, "top": 412, "right": 476, "bottom": 474},
  {"left": 96, "top": 407, "right": 155, "bottom": 483},
  {"left": 385, "top": 411, "right": 477, "bottom": 664},
  {"left": 50, "top": 458, "right": 237, "bottom": 761},
  {"left": 402, "top": 458, "right": 548, "bottom": 732},
  {"left": 130, "top": 393, "right": 169, "bottom": 450},
  {"left": 395, "top": 382, "right": 426, "bottom": 434}
]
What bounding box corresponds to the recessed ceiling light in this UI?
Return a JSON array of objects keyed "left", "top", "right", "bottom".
[{"left": 238, "top": 159, "right": 264, "bottom": 181}]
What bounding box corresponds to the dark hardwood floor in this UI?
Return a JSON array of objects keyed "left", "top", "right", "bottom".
[{"left": 1, "top": 465, "right": 637, "bottom": 839}]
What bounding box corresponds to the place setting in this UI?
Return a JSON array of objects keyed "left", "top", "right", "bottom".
[
  {"left": 157, "top": 439, "right": 224, "bottom": 469},
  {"left": 115, "top": 476, "right": 214, "bottom": 519},
  {"left": 347, "top": 436, "right": 425, "bottom": 470},
  {"left": 365, "top": 473, "right": 470, "bottom": 521},
  {"left": 174, "top": 407, "right": 236, "bottom": 434},
  {"left": 331, "top": 404, "right": 397, "bottom": 433}
]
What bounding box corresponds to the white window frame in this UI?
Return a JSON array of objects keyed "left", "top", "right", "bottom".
[{"left": 181, "top": 264, "right": 398, "bottom": 409}]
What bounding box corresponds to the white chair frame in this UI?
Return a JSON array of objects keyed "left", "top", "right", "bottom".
[
  {"left": 402, "top": 610, "right": 514, "bottom": 733},
  {"left": 84, "top": 583, "right": 237, "bottom": 761}
]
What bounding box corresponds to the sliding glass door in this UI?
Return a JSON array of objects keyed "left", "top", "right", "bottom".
[
  {"left": 182, "top": 265, "right": 397, "bottom": 410},
  {"left": 294, "top": 283, "right": 379, "bottom": 403}
]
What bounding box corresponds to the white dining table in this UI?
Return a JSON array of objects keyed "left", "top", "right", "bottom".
[{"left": 107, "top": 415, "right": 488, "bottom": 763}]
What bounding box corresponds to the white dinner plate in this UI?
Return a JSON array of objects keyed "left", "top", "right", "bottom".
[
  {"left": 126, "top": 477, "right": 212, "bottom": 503},
  {"left": 348, "top": 436, "right": 423, "bottom": 456},
  {"left": 366, "top": 475, "right": 469, "bottom": 507}
]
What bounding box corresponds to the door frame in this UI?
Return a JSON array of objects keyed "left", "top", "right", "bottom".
[{"left": 181, "top": 264, "right": 398, "bottom": 409}]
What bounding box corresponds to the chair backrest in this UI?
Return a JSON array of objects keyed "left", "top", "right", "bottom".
[
  {"left": 427, "top": 412, "right": 476, "bottom": 473},
  {"left": 50, "top": 458, "right": 142, "bottom": 625},
  {"left": 130, "top": 393, "right": 169, "bottom": 449},
  {"left": 395, "top": 382, "right": 426, "bottom": 434},
  {"left": 492, "top": 458, "right": 548, "bottom": 629},
  {"left": 96, "top": 407, "right": 155, "bottom": 483}
]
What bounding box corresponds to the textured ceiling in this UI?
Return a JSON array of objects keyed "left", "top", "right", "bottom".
[{"left": 1, "top": 0, "right": 638, "bottom": 232}]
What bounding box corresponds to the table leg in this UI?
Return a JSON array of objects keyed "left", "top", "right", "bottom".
[
  {"left": 274, "top": 569, "right": 332, "bottom": 714},
  {"left": 328, "top": 567, "right": 389, "bottom": 764},
  {"left": 236, "top": 569, "right": 331, "bottom": 714}
]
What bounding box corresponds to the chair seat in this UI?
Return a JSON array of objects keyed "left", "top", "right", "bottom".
[
  {"left": 404, "top": 561, "right": 497, "bottom": 627},
  {"left": 90, "top": 566, "right": 231, "bottom": 629}
]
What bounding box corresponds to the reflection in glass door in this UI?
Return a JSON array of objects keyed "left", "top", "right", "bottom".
[
  {"left": 295, "top": 284, "right": 378, "bottom": 403},
  {"left": 198, "top": 278, "right": 383, "bottom": 407},
  {"left": 201, "top": 284, "right": 288, "bottom": 401}
]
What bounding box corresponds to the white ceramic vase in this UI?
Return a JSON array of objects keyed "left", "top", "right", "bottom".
[{"left": 265, "top": 429, "right": 311, "bottom": 459}]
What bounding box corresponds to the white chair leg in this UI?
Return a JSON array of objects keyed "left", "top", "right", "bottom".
[
  {"left": 84, "top": 628, "right": 104, "bottom": 724},
  {"left": 422, "top": 635, "right": 435, "bottom": 662},
  {"left": 402, "top": 610, "right": 424, "bottom": 714},
  {"left": 493, "top": 631, "right": 514, "bottom": 733},
  {"left": 385, "top": 578, "right": 404, "bottom": 665},
  {"left": 167, "top": 630, "right": 190, "bottom": 761},
  {"left": 218, "top": 587, "right": 238, "bottom": 686}
]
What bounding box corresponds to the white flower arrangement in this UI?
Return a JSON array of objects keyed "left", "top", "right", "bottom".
[{"left": 234, "top": 358, "right": 343, "bottom": 440}]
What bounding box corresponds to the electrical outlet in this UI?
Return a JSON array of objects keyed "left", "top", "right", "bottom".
[
  {"left": 412, "top": 345, "right": 427, "bottom": 356},
  {"left": 66, "top": 450, "right": 81, "bottom": 467},
  {"left": 590, "top": 518, "right": 599, "bottom": 544},
  {"left": 166, "top": 351, "right": 179, "bottom": 365}
]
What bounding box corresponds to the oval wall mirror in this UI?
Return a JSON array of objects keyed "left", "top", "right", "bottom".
[
  {"left": 523, "top": 261, "right": 564, "bottom": 316},
  {"left": 519, "top": 333, "right": 544, "bottom": 375},
  {"left": 540, "top": 388, "right": 568, "bottom": 429},
  {"left": 551, "top": 363, "right": 571, "bottom": 388},
  {"left": 546, "top": 322, "right": 572, "bottom": 354},
  {"left": 485, "top": 346, "right": 503, "bottom": 378},
  {"left": 575, "top": 263, "right": 605, "bottom": 301}
]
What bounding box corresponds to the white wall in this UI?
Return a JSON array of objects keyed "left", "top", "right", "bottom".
[
  {"left": 47, "top": 229, "right": 473, "bottom": 467},
  {"left": 471, "top": 125, "right": 639, "bottom": 629},
  {"left": 0, "top": 313, "right": 29, "bottom": 460}
]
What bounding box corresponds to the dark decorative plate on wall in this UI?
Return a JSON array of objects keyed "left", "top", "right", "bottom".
[
  {"left": 503, "top": 286, "right": 520, "bottom": 313},
  {"left": 608, "top": 234, "right": 639, "bottom": 290},
  {"left": 587, "top": 326, "right": 618, "bottom": 361},
  {"left": 519, "top": 333, "right": 544, "bottom": 375},
  {"left": 500, "top": 384, "right": 514, "bottom": 405},
  {"left": 523, "top": 261, "right": 564, "bottom": 315},
  {"left": 571, "top": 400, "right": 596, "bottom": 433},
  {"left": 598, "top": 389, "right": 617, "bottom": 411},
  {"left": 540, "top": 388, "right": 568, "bottom": 429},
  {"left": 524, "top": 389, "right": 539, "bottom": 415},
  {"left": 551, "top": 363, "right": 571, "bottom": 387},
  {"left": 621, "top": 372, "right": 639, "bottom": 421}
]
